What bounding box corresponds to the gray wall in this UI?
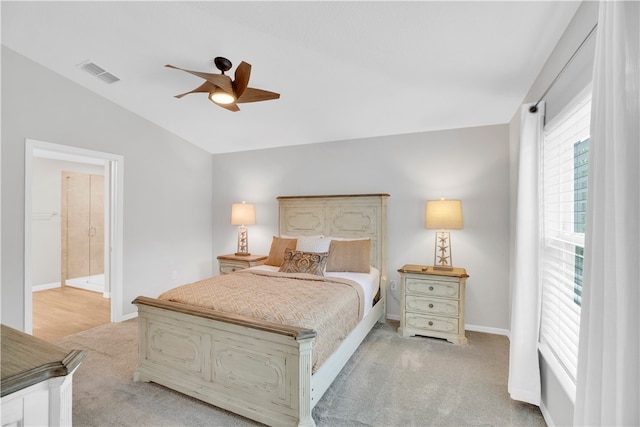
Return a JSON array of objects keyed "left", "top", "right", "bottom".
[
  {"left": 1, "top": 46, "right": 214, "bottom": 329},
  {"left": 508, "top": 1, "right": 599, "bottom": 425},
  {"left": 212, "top": 124, "right": 511, "bottom": 331}
]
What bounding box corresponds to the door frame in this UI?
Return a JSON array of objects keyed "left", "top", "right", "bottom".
[{"left": 24, "top": 139, "right": 124, "bottom": 333}]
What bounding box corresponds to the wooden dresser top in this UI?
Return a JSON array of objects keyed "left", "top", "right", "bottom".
[{"left": 1, "top": 324, "right": 86, "bottom": 397}]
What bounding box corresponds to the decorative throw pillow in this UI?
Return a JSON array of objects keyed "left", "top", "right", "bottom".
[
  {"left": 326, "top": 238, "right": 371, "bottom": 273},
  {"left": 279, "top": 248, "right": 328, "bottom": 276},
  {"left": 295, "top": 235, "right": 330, "bottom": 253},
  {"left": 265, "top": 236, "right": 298, "bottom": 267}
]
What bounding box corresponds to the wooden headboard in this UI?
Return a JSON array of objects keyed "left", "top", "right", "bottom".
[{"left": 277, "top": 193, "right": 389, "bottom": 285}]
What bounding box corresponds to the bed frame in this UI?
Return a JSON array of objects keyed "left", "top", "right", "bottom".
[{"left": 133, "top": 194, "right": 389, "bottom": 426}]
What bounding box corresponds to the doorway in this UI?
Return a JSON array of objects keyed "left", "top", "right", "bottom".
[
  {"left": 24, "top": 139, "right": 124, "bottom": 336},
  {"left": 31, "top": 162, "right": 109, "bottom": 340}
]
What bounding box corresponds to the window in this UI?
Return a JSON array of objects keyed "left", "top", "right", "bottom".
[
  {"left": 573, "top": 137, "right": 589, "bottom": 307},
  {"left": 539, "top": 89, "right": 591, "bottom": 384}
]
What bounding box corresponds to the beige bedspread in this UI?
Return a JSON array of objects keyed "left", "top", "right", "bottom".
[{"left": 158, "top": 269, "right": 365, "bottom": 372}]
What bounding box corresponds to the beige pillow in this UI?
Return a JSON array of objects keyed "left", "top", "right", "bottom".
[
  {"left": 279, "top": 249, "right": 328, "bottom": 276},
  {"left": 265, "top": 236, "right": 298, "bottom": 267},
  {"left": 326, "top": 239, "right": 371, "bottom": 273}
]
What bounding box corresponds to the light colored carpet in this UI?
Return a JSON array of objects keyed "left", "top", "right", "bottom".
[{"left": 53, "top": 319, "right": 545, "bottom": 426}]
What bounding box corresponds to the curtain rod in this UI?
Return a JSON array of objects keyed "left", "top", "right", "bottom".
[{"left": 529, "top": 23, "right": 598, "bottom": 113}]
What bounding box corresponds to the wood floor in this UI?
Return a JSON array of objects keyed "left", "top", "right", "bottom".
[{"left": 33, "top": 286, "right": 110, "bottom": 342}]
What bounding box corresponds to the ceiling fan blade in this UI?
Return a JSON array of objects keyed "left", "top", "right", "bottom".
[
  {"left": 174, "top": 81, "right": 217, "bottom": 98},
  {"left": 210, "top": 100, "right": 240, "bottom": 112},
  {"left": 165, "top": 64, "right": 233, "bottom": 94},
  {"left": 233, "top": 61, "right": 251, "bottom": 98},
  {"left": 236, "top": 87, "right": 280, "bottom": 103}
]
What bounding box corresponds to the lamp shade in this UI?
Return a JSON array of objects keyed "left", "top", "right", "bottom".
[
  {"left": 231, "top": 202, "right": 256, "bottom": 226},
  {"left": 425, "top": 199, "right": 463, "bottom": 229}
]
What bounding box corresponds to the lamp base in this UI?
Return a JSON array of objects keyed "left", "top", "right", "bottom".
[
  {"left": 433, "top": 230, "right": 455, "bottom": 270},
  {"left": 236, "top": 225, "right": 250, "bottom": 257}
]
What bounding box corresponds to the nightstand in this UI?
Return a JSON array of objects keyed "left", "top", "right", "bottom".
[
  {"left": 217, "top": 253, "right": 267, "bottom": 275},
  {"left": 398, "top": 264, "right": 469, "bottom": 344}
]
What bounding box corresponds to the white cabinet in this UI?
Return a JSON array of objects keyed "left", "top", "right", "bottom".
[
  {"left": 398, "top": 265, "right": 468, "bottom": 344},
  {"left": 1, "top": 325, "right": 86, "bottom": 427},
  {"left": 216, "top": 254, "right": 267, "bottom": 275}
]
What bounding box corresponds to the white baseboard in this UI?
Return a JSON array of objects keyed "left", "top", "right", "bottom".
[
  {"left": 540, "top": 401, "right": 555, "bottom": 427},
  {"left": 33, "top": 282, "right": 61, "bottom": 292},
  {"left": 466, "top": 324, "right": 510, "bottom": 337},
  {"left": 66, "top": 275, "right": 105, "bottom": 294},
  {"left": 121, "top": 312, "right": 138, "bottom": 322},
  {"left": 386, "top": 317, "right": 510, "bottom": 337}
]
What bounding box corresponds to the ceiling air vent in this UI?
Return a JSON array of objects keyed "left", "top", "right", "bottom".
[{"left": 78, "top": 60, "right": 120, "bottom": 84}]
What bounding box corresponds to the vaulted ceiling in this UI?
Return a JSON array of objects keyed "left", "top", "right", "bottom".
[{"left": 2, "top": 1, "right": 580, "bottom": 154}]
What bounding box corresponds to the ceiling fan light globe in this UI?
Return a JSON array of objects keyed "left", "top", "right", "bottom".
[{"left": 209, "top": 91, "right": 235, "bottom": 105}]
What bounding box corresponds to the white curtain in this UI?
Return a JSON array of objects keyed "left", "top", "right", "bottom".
[
  {"left": 508, "top": 102, "right": 545, "bottom": 406},
  {"left": 574, "top": 2, "right": 640, "bottom": 426}
]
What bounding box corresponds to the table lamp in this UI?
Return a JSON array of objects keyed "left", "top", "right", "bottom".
[
  {"left": 425, "top": 199, "right": 463, "bottom": 270},
  {"left": 231, "top": 201, "right": 256, "bottom": 256}
]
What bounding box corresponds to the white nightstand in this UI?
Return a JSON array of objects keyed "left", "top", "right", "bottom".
[
  {"left": 217, "top": 253, "right": 267, "bottom": 275},
  {"left": 398, "top": 264, "right": 469, "bottom": 344}
]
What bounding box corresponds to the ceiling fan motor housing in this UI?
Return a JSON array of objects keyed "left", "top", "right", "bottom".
[{"left": 214, "top": 57, "right": 232, "bottom": 74}]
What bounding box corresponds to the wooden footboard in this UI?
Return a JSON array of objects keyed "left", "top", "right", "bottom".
[{"left": 133, "top": 296, "right": 317, "bottom": 427}]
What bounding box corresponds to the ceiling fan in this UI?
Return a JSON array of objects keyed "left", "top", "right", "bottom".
[{"left": 165, "top": 57, "right": 280, "bottom": 112}]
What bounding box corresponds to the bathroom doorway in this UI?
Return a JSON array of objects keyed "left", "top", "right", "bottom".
[{"left": 24, "top": 139, "right": 124, "bottom": 337}]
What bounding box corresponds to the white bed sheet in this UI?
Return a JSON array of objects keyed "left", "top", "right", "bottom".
[{"left": 247, "top": 265, "right": 380, "bottom": 316}]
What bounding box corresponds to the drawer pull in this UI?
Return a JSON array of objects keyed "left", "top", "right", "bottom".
[
  {"left": 428, "top": 303, "right": 434, "bottom": 308},
  {"left": 429, "top": 286, "right": 434, "bottom": 291},
  {"left": 428, "top": 321, "right": 434, "bottom": 326}
]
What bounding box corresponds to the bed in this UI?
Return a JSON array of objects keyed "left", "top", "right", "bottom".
[{"left": 132, "top": 194, "right": 389, "bottom": 426}]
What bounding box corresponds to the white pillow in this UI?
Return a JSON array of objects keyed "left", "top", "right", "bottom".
[
  {"left": 295, "top": 235, "right": 330, "bottom": 253},
  {"left": 327, "top": 236, "right": 370, "bottom": 241}
]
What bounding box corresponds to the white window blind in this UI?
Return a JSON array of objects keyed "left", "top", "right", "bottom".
[{"left": 540, "top": 89, "right": 591, "bottom": 383}]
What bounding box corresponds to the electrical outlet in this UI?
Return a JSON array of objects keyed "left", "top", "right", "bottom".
[
  {"left": 390, "top": 280, "right": 397, "bottom": 291},
  {"left": 172, "top": 270, "right": 177, "bottom": 280}
]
